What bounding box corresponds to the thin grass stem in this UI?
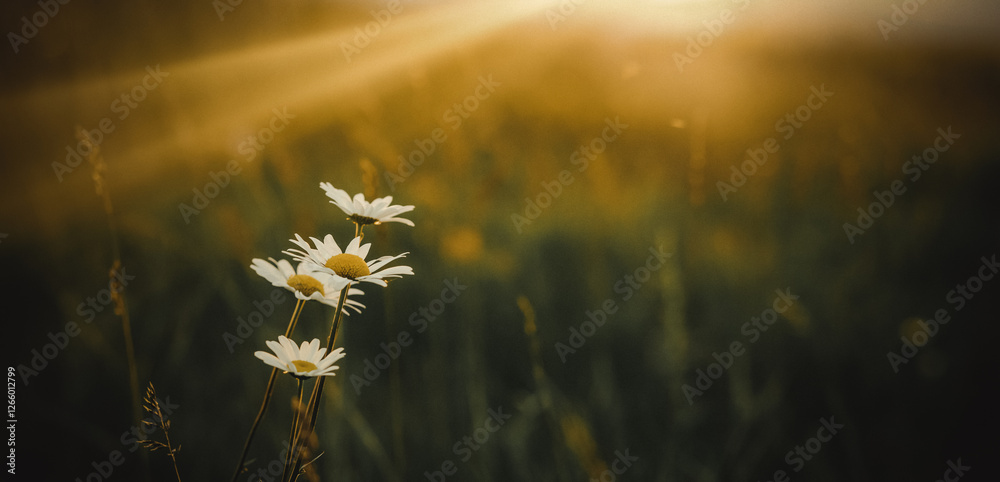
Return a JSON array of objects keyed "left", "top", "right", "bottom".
[{"left": 79, "top": 127, "right": 146, "bottom": 478}]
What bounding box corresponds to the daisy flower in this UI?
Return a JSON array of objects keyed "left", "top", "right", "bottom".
[
  {"left": 283, "top": 234, "right": 413, "bottom": 287},
  {"left": 255, "top": 336, "right": 346, "bottom": 378},
  {"left": 320, "top": 182, "right": 415, "bottom": 227},
  {"left": 250, "top": 258, "right": 366, "bottom": 314}
]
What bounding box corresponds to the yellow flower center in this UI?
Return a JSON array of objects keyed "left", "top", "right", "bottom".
[
  {"left": 350, "top": 213, "right": 381, "bottom": 226},
  {"left": 287, "top": 274, "right": 325, "bottom": 297},
  {"left": 325, "top": 253, "right": 371, "bottom": 280},
  {"left": 290, "top": 360, "right": 318, "bottom": 373}
]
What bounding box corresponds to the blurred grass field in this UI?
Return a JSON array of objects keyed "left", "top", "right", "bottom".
[{"left": 2, "top": 0, "right": 1000, "bottom": 480}]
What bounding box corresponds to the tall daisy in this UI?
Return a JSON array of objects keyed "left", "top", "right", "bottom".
[
  {"left": 320, "top": 182, "right": 415, "bottom": 227},
  {"left": 254, "top": 336, "right": 345, "bottom": 379},
  {"left": 250, "top": 258, "right": 366, "bottom": 314},
  {"left": 283, "top": 234, "right": 413, "bottom": 287}
]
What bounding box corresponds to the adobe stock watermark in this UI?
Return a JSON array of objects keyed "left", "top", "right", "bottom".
[
  {"left": 877, "top": 0, "right": 934, "bottom": 40},
  {"left": 842, "top": 126, "right": 959, "bottom": 244},
  {"left": 682, "top": 288, "right": 798, "bottom": 405},
  {"left": 16, "top": 266, "right": 136, "bottom": 386},
  {"left": 6, "top": 367, "right": 15, "bottom": 475},
  {"left": 53, "top": 65, "right": 170, "bottom": 182},
  {"left": 340, "top": 0, "right": 405, "bottom": 62},
  {"left": 385, "top": 75, "right": 500, "bottom": 192},
  {"left": 546, "top": 0, "right": 586, "bottom": 30},
  {"left": 7, "top": 0, "right": 72, "bottom": 54},
  {"left": 424, "top": 406, "right": 513, "bottom": 481},
  {"left": 717, "top": 84, "right": 833, "bottom": 201},
  {"left": 934, "top": 458, "right": 971, "bottom": 482},
  {"left": 222, "top": 288, "right": 290, "bottom": 354},
  {"left": 887, "top": 253, "right": 996, "bottom": 373},
  {"left": 511, "top": 116, "right": 628, "bottom": 233},
  {"left": 673, "top": 0, "right": 752, "bottom": 72},
  {"left": 591, "top": 448, "right": 638, "bottom": 482},
  {"left": 72, "top": 394, "right": 180, "bottom": 482},
  {"left": 757, "top": 416, "right": 844, "bottom": 482},
  {"left": 241, "top": 441, "right": 294, "bottom": 482},
  {"left": 213, "top": 0, "right": 245, "bottom": 21},
  {"left": 179, "top": 107, "right": 294, "bottom": 223},
  {"left": 555, "top": 245, "right": 670, "bottom": 362},
  {"left": 350, "top": 278, "right": 467, "bottom": 395}
]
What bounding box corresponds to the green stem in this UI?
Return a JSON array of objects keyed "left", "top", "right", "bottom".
[
  {"left": 282, "top": 379, "right": 306, "bottom": 482},
  {"left": 288, "top": 286, "right": 351, "bottom": 478},
  {"left": 230, "top": 299, "right": 305, "bottom": 482}
]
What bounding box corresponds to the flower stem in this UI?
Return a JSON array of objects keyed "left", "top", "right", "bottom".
[
  {"left": 231, "top": 299, "right": 306, "bottom": 482},
  {"left": 284, "top": 298, "right": 306, "bottom": 338},
  {"left": 282, "top": 379, "right": 306, "bottom": 482},
  {"left": 287, "top": 286, "right": 351, "bottom": 478}
]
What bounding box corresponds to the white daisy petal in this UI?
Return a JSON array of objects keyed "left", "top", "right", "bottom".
[
  {"left": 295, "top": 262, "right": 315, "bottom": 276},
  {"left": 320, "top": 183, "right": 356, "bottom": 214},
  {"left": 252, "top": 257, "right": 358, "bottom": 311},
  {"left": 279, "top": 336, "right": 300, "bottom": 359},
  {"left": 283, "top": 232, "right": 412, "bottom": 288},
  {"left": 265, "top": 339, "right": 286, "bottom": 359},
  {"left": 372, "top": 265, "right": 414, "bottom": 279},
  {"left": 250, "top": 259, "right": 288, "bottom": 288},
  {"left": 274, "top": 259, "right": 295, "bottom": 278},
  {"left": 297, "top": 340, "right": 313, "bottom": 362},
  {"left": 254, "top": 352, "right": 287, "bottom": 372},
  {"left": 385, "top": 216, "right": 415, "bottom": 227},
  {"left": 345, "top": 236, "right": 363, "bottom": 255},
  {"left": 319, "top": 184, "right": 415, "bottom": 227},
  {"left": 368, "top": 253, "right": 409, "bottom": 273},
  {"left": 355, "top": 241, "right": 372, "bottom": 260},
  {"left": 256, "top": 336, "right": 346, "bottom": 378},
  {"left": 357, "top": 277, "right": 388, "bottom": 287},
  {"left": 306, "top": 339, "right": 323, "bottom": 360}
]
